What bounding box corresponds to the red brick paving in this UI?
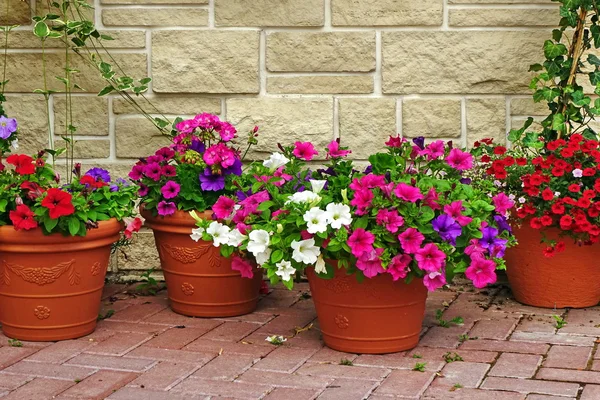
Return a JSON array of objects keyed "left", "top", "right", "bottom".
[{"left": 0, "top": 281, "right": 600, "bottom": 399}]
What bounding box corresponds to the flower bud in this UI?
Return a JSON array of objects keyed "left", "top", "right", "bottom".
[{"left": 276, "top": 224, "right": 283, "bottom": 233}]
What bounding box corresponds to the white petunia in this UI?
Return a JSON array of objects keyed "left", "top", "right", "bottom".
[
  {"left": 573, "top": 168, "right": 583, "bottom": 178},
  {"left": 315, "top": 255, "right": 327, "bottom": 274},
  {"left": 247, "top": 230, "right": 270, "bottom": 255},
  {"left": 291, "top": 238, "right": 320, "bottom": 265},
  {"left": 190, "top": 227, "right": 205, "bottom": 242},
  {"left": 206, "top": 221, "right": 231, "bottom": 247},
  {"left": 226, "top": 229, "right": 247, "bottom": 247},
  {"left": 309, "top": 180, "right": 327, "bottom": 194},
  {"left": 275, "top": 260, "right": 296, "bottom": 281},
  {"left": 325, "top": 203, "right": 352, "bottom": 229},
  {"left": 255, "top": 248, "right": 272, "bottom": 266},
  {"left": 286, "top": 190, "right": 321, "bottom": 204},
  {"left": 10, "top": 139, "right": 18, "bottom": 150},
  {"left": 303, "top": 207, "right": 328, "bottom": 234},
  {"left": 263, "top": 152, "right": 290, "bottom": 171}
]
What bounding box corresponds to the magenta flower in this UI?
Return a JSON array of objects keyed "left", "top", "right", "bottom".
[
  {"left": 465, "top": 257, "right": 497, "bottom": 288},
  {"left": 293, "top": 141, "right": 319, "bottom": 161},
  {"left": 194, "top": 113, "right": 220, "bottom": 130},
  {"left": 143, "top": 162, "right": 162, "bottom": 181},
  {"left": 492, "top": 193, "right": 514, "bottom": 215},
  {"left": 445, "top": 148, "right": 473, "bottom": 171},
  {"left": 349, "top": 174, "right": 386, "bottom": 191},
  {"left": 423, "top": 188, "right": 441, "bottom": 210},
  {"left": 138, "top": 184, "right": 149, "bottom": 197},
  {"left": 376, "top": 209, "right": 404, "bottom": 233},
  {"left": 161, "top": 181, "right": 180, "bottom": 199},
  {"left": 239, "top": 190, "right": 270, "bottom": 215},
  {"left": 157, "top": 201, "right": 176, "bottom": 216},
  {"left": 387, "top": 254, "right": 411, "bottom": 281},
  {"left": 175, "top": 119, "right": 198, "bottom": 134},
  {"left": 155, "top": 147, "right": 175, "bottom": 160},
  {"left": 219, "top": 122, "right": 237, "bottom": 141},
  {"left": 465, "top": 239, "right": 486, "bottom": 259},
  {"left": 350, "top": 189, "right": 374, "bottom": 215},
  {"left": 348, "top": 228, "right": 375, "bottom": 258},
  {"left": 414, "top": 243, "right": 446, "bottom": 272},
  {"left": 129, "top": 164, "right": 144, "bottom": 181},
  {"left": 394, "top": 183, "right": 424, "bottom": 203},
  {"left": 231, "top": 256, "right": 254, "bottom": 279},
  {"left": 213, "top": 196, "right": 236, "bottom": 220},
  {"left": 444, "top": 201, "right": 472, "bottom": 226},
  {"left": 326, "top": 140, "right": 351, "bottom": 159},
  {"left": 162, "top": 165, "right": 177, "bottom": 177},
  {"left": 422, "top": 140, "right": 445, "bottom": 160},
  {"left": 423, "top": 269, "right": 447, "bottom": 291},
  {"left": 398, "top": 228, "right": 424, "bottom": 254},
  {"left": 356, "top": 248, "right": 385, "bottom": 278},
  {"left": 203, "top": 143, "right": 236, "bottom": 168}
]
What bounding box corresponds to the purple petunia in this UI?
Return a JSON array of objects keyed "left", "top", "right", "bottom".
[
  {"left": 199, "top": 168, "right": 225, "bottom": 191},
  {"left": 157, "top": 200, "right": 176, "bottom": 216},
  {"left": 161, "top": 180, "right": 181, "bottom": 199},
  {"left": 189, "top": 139, "right": 205, "bottom": 154},
  {"left": 494, "top": 215, "right": 512, "bottom": 234},
  {"left": 412, "top": 136, "right": 425, "bottom": 150},
  {"left": 85, "top": 167, "right": 111, "bottom": 183},
  {"left": 479, "top": 227, "right": 508, "bottom": 258},
  {"left": 0, "top": 116, "right": 17, "bottom": 139},
  {"left": 432, "top": 214, "right": 462, "bottom": 246},
  {"left": 223, "top": 158, "right": 242, "bottom": 176}
]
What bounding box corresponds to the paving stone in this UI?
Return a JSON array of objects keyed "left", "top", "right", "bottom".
[
  {"left": 308, "top": 348, "right": 358, "bottom": 364},
  {"left": 470, "top": 317, "right": 519, "bottom": 340},
  {"left": 295, "top": 362, "right": 390, "bottom": 380},
  {"left": 0, "top": 374, "right": 32, "bottom": 390},
  {"left": 25, "top": 340, "right": 92, "bottom": 364},
  {"left": 2, "top": 360, "right": 96, "bottom": 381},
  {"left": 192, "top": 354, "right": 257, "bottom": 381},
  {"left": 183, "top": 338, "right": 275, "bottom": 358},
  {"left": 253, "top": 347, "right": 317, "bottom": 373},
  {"left": 460, "top": 339, "right": 549, "bottom": 354},
  {"left": 142, "top": 327, "right": 210, "bottom": 350},
  {"left": 107, "top": 387, "right": 206, "bottom": 400},
  {"left": 375, "top": 370, "right": 436, "bottom": 397},
  {"left": 201, "top": 321, "right": 261, "bottom": 342},
  {"left": 536, "top": 367, "right": 600, "bottom": 384},
  {"left": 173, "top": 378, "right": 272, "bottom": 398},
  {"left": 545, "top": 345, "right": 592, "bottom": 369},
  {"left": 236, "top": 368, "right": 333, "bottom": 389},
  {"left": 263, "top": 387, "right": 319, "bottom": 400},
  {"left": 481, "top": 377, "right": 579, "bottom": 397},
  {"left": 489, "top": 353, "right": 542, "bottom": 378},
  {"left": 109, "top": 302, "right": 167, "bottom": 322},
  {"left": 0, "top": 347, "right": 40, "bottom": 369},
  {"left": 129, "top": 361, "right": 199, "bottom": 390},
  {"left": 510, "top": 332, "right": 595, "bottom": 346},
  {"left": 423, "top": 386, "right": 526, "bottom": 399},
  {"left": 526, "top": 395, "right": 576, "bottom": 400},
  {"left": 316, "top": 378, "right": 378, "bottom": 400},
  {"left": 354, "top": 354, "right": 444, "bottom": 372},
  {"left": 407, "top": 347, "right": 498, "bottom": 363},
  {"left": 97, "top": 321, "right": 168, "bottom": 334},
  {"left": 58, "top": 370, "right": 137, "bottom": 399},
  {"left": 434, "top": 362, "right": 490, "bottom": 388},
  {"left": 419, "top": 324, "right": 473, "bottom": 349},
  {"left": 515, "top": 316, "right": 557, "bottom": 333},
  {"left": 143, "top": 310, "right": 227, "bottom": 328},
  {"left": 0, "top": 378, "right": 74, "bottom": 400},
  {"left": 124, "top": 346, "right": 214, "bottom": 365},
  {"left": 85, "top": 332, "right": 154, "bottom": 356},
  {"left": 581, "top": 384, "right": 600, "bottom": 399},
  {"left": 64, "top": 353, "right": 156, "bottom": 372}
]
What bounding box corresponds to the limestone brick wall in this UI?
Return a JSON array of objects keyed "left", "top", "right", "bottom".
[{"left": 0, "top": 0, "right": 557, "bottom": 278}]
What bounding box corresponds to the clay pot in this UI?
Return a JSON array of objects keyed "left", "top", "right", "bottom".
[
  {"left": 505, "top": 223, "right": 600, "bottom": 308},
  {"left": 306, "top": 265, "right": 428, "bottom": 354},
  {"left": 0, "top": 219, "right": 122, "bottom": 341},
  {"left": 142, "top": 208, "right": 262, "bottom": 317}
]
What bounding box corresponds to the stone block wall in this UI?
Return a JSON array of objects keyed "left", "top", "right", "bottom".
[{"left": 0, "top": 0, "right": 558, "bottom": 279}]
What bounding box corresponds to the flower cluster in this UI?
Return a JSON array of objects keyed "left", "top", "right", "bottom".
[
  {"left": 0, "top": 115, "right": 19, "bottom": 155},
  {"left": 473, "top": 133, "right": 600, "bottom": 256},
  {"left": 0, "top": 154, "right": 141, "bottom": 237},
  {"left": 130, "top": 113, "right": 257, "bottom": 216},
  {"left": 193, "top": 137, "right": 514, "bottom": 291}
]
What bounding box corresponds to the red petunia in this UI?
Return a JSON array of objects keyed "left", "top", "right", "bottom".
[
  {"left": 568, "top": 184, "right": 581, "bottom": 193},
  {"left": 530, "top": 218, "right": 543, "bottom": 229},
  {"left": 559, "top": 215, "right": 573, "bottom": 230},
  {"left": 551, "top": 203, "right": 565, "bottom": 215},
  {"left": 516, "top": 157, "right": 527, "bottom": 166},
  {"left": 20, "top": 181, "right": 45, "bottom": 200},
  {"left": 80, "top": 175, "right": 108, "bottom": 189},
  {"left": 40, "top": 188, "right": 75, "bottom": 219},
  {"left": 541, "top": 189, "right": 554, "bottom": 201},
  {"left": 540, "top": 215, "right": 553, "bottom": 226},
  {"left": 9, "top": 204, "right": 38, "bottom": 231},
  {"left": 560, "top": 148, "right": 574, "bottom": 158},
  {"left": 555, "top": 241, "right": 566, "bottom": 253},
  {"left": 584, "top": 168, "right": 597, "bottom": 177},
  {"left": 494, "top": 146, "right": 507, "bottom": 155},
  {"left": 543, "top": 246, "right": 555, "bottom": 258},
  {"left": 6, "top": 154, "right": 36, "bottom": 175},
  {"left": 481, "top": 155, "right": 491, "bottom": 163}
]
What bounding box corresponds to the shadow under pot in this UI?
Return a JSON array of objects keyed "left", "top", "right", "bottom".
[
  {"left": 306, "top": 262, "right": 428, "bottom": 354},
  {"left": 505, "top": 222, "right": 600, "bottom": 309},
  {"left": 0, "top": 219, "right": 122, "bottom": 341},
  {"left": 141, "top": 208, "right": 262, "bottom": 317}
]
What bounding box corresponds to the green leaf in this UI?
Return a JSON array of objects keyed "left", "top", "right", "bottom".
[
  {"left": 0, "top": 199, "right": 7, "bottom": 212},
  {"left": 552, "top": 113, "right": 566, "bottom": 133},
  {"left": 44, "top": 217, "right": 58, "bottom": 232},
  {"left": 68, "top": 218, "right": 80, "bottom": 236},
  {"left": 589, "top": 54, "right": 600, "bottom": 66},
  {"left": 271, "top": 250, "right": 283, "bottom": 264},
  {"left": 543, "top": 40, "right": 568, "bottom": 59},
  {"left": 33, "top": 21, "right": 50, "bottom": 38},
  {"left": 97, "top": 85, "right": 114, "bottom": 96}
]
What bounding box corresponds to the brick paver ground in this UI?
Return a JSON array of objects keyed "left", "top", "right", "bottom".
[{"left": 1, "top": 277, "right": 599, "bottom": 399}]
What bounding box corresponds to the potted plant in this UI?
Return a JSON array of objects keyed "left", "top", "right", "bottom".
[
  {"left": 0, "top": 148, "right": 141, "bottom": 341},
  {"left": 469, "top": 0, "right": 600, "bottom": 308},
  {"left": 129, "top": 114, "right": 263, "bottom": 317},
  {"left": 193, "top": 138, "right": 514, "bottom": 353}
]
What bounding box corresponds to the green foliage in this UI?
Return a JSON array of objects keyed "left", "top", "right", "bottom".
[
  {"left": 553, "top": 314, "right": 568, "bottom": 329},
  {"left": 136, "top": 269, "right": 160, "bottom": 296},
  {"left": 339, "top": 359, "right": 354, "bottom": 366},
  {"left": 7, "top": 339, "right": 22, "bottom": 347},
  {"left": 413, "top": 362, "right": 427, "bottom": 372},
  {"left": 435, "top": 309, "right": 464, "bottom": 328},
  {"left": 443, "top": 352, "right": 464, "bottom": 363},
  {"left": 97, "top": 309, "right": 115, "bottom": 321}
]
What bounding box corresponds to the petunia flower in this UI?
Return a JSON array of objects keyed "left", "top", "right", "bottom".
[
  {"left": 387, "top": 254, "right": 412, "bottom": 281},
  {"left": 9, "top": 204, "right": 37, "bottom": 230},
  {"left": 231, "top": 256, "right": 254, "bottom": 279},
  {"left": 414, "top": 243, "right": 446, "bottom": 272},
  {"left": 293, "top": 141, "right": 319, "bottom": 160},
  {"left": 263, "top": 152, "right": 290, "bottom": 171},
  {"left": 303, "top": 207, "right": 328, "bottom": 234},
  {"left": 247, "top": 230, "right": 270, "bottom": 255},
  {"left": 376, "top": 209, "right": 404, "bottom": 233},
  {"left": 347, "top": 228, "right": 375, "bottom": 258},
  {"left": 398, "top": 228, "right": 424, "bottom": 254},
  {"left": 394, "top": 183, "right": 424, "bottom": 203},
  {"left": 41, "top": 188, "right": 75, "bottom": 219},
  {"left": 465, "top": 257, "right": 497, "bottom": 288},
  {"left": 291, "top": 238, "right": 320, "bottom": 264},
  {"left": 275, "top": 260, "right": 296, "bottom": 281},
  {"left": 350, "top": 189, "right": 374, "bottom": 214},
  {"left": 199, "top": 168, "right": 226, "bottom": 191},
  {"left": 6, "top": 154, "right": 35, "bottom": 175},
  {"left": 213, "top": 196, "right": 237, "bottom": 220},
  {"left": 157, "top": 200, "right": 176, "bottom": 216},
  {"left": 432, "top": 214, "right": 462, "bottom": 245},
  {"left": 326, "top": 140, "right": 351, "bottom": 159},
  {"left": 161, "top": 181, "right": 181, "bottom": 199},
  {"left": 423, "top": 269, "right": 447, "bottom": 291},
  {"left": 492, "top": 193, "right": 514, "bottom": 215},
  {"left": 325, "top": 203, "right": 352, "bottom": 229},
  {"left": 356, "top": 248, "right": 385, "bottom": 278},
  {"left": 0, "top": 116, "right": 17, "bottom": 139},
  {"left": 443, "top": 201, "right": 472, "bottom": 226},
  {"left": 143, "top": 162, "right": 162, "bottom": 181},
  {"left": 206, "top": 221, "right": 231, "bottom": 247},
  {"left": 190, "top": 227, "right": 205, "bottom": 242},
  {"left": 445, "top": 148, "right": 473, "bottom": 171},
  {"left": 85, "top": 168, "right": 111, "bottom": 183}
]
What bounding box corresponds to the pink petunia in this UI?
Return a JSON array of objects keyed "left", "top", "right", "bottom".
[
  {"left": 293, "top": 141, "right": 319, "bottom": 161},
  {"left": 465, "top": 257, "right": 497, "bottom": 288},
  {"left": 203, "top": 143, "right": 236, "bottom": 168},
  {"left": 444, "top": 200, "right": 473, "bottom": 226},
  {"left": 385, "top": 135, "right": 403, "bottom": 148},
  {"left": 143, "top": 162, "right": 162, "bottom": 181},
  {"left": 422, "top": 140, "right": 445, "bottom": 160},
  {"left": 157, "top": 201, "right": 176, "bottom": 216},
  {"left": 326, "top": 140, "right": 351, "bottom": 159},
  {"left": 213, "top": 196, "right": 237, "bottom": 220},
  {"left": 231, "top": 255, "right": 254, "bottom": 279},
  {"left": 414, "top": 243, "right": 446, "bottom": 272},
  {"left": 492, "top": 193, "right": 514, "bottom": 215},
  {"left": 356, "top": 248, "right": 385, "bottom": 278},
  {"left": 219, "top": 122, "right": 237, "bottom": 141},
  {"left": 387, "top": 254, "right": 412, "bottom": 281},
  {"left": 445, "top": 148, "right": 473, "bottom": 171},
  {"left": 175, "top": 119, "right": 198, "bottom": 134},
  {"left": 162, "top": 165, "right": 177, "bottom": 177},
  {"left": 394, "top": 183, "right": 424, "bottom": 203},
  {"left": 423, "top": 269, "right": 447, "bottom": 291},
  {"left": 465, "top": 239, "right": 486, "bottom": 258},
  {"left": 349, "top": 174, "right": 386, "bottom": 191},
  {"left": 376, "top": 209, "right": 405, "bottom": 233},
  {"left": 423, "top": 188, "right": 441, "bottom": 210},
  {"left": 350, "top": 188, "right": 374, "bottom": 215},
  {"left": 129, "top": 164, "right": 144, "bottom": 181},
  {"left": 398, "top": 228, "right": 424, "bottom": 254},
  {"left": 161, "top": 181, "right": 181, "bottom": 199},
  {"left": 348, "top": 228, "right": 375, "bottom": 258}
]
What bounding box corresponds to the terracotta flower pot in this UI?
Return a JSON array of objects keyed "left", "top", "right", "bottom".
[
  {"left": 142, "top": 208, "right": 262, "bottom": 317},
  {"left": 0, "top": 219, "right": 122, "bottom": 341},
  {"left": 306, "top": 265, "right": 428, "bottom": 354},
  {"left": 505, "top": 223, "right": 600, "bottom": 308}
]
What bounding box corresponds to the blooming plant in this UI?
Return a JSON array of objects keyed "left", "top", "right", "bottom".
[
  {"left": 130, "top": 113, "right": 257, "bottom": 216},
  {"left": 0, "top": 150, "right": 141, "bottom": 237},
  {"left": 192, "top": 137, "right": 514, "bottom": 291}
]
